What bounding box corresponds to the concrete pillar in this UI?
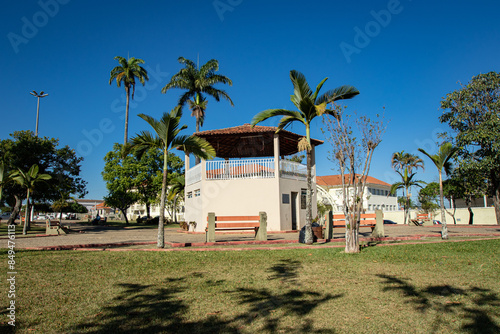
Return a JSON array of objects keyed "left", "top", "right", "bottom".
[{"left": 273, "top": 133, "right": 280, "bottom": 178}]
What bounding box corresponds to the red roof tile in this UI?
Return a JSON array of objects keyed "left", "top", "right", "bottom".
[{"left": 317, "top": 174, "right": 391, "bottom": 187}]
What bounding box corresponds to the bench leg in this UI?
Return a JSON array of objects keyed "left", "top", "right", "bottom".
[
  {"left": 206, "top": 212, "right": 216, "bottom": 243},
  {"left": 255, "top": 212, "right": 267, "bottom": 241}
]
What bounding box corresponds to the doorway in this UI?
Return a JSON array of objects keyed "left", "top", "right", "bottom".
[{"left": 291, "top": 192, "right": 298, "bottom": 230}]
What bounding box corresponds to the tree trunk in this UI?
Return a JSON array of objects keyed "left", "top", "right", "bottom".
[
  {"left": 304, "top": 147, "right": 313, "bottom": 245},
  {"left": 124, "top": 85, "right": 130, "bottom": 146},
  {"left": 8, "top": 195, "right": 22, "bottom": 226},
  {"left": 23, "top": 190, "right": 31, "bottom": 235},
  {"left": 195, "top": 116, "right": 201, "bottom": 165},
  {"left": 468, "top": 206, "right": 474, "bottom": 225},
  {"left": 173, "top": 196, "right": 178, "bottom": 224},
  {"left": 493, "top": 183, "right": 500, "bottom": 225},
  {"left": 439, "top": 171, "right": 448, "bottom": 239},
  {"left": 158, "top": 150, "right": 168, "bottom": 248},
  {"left": 117, "top": 208, "right": 129, "bottom": 224},
  {"left": 146, "top": 203, "right": 151, "bottom": 219},
  {"left": 345, "top": 215, "right": 359, "bottom": 253}
]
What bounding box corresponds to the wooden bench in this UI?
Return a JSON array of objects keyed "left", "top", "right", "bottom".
[
  {"left": 206, "top": 212, "right": 267, "bottom": 243},
  {"left": 46, "top": 219, "right": 69, "bottom": 235},
  {"left": 324, "top": 210, "right": 385, "bottom": 239},
  {"left": 411, "top": 213, "right": 433, "bottom": 226}
]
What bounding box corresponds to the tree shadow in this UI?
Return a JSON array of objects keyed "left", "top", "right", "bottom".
[
  {"left": 377, "top": 274, "right": 500, "bottom": 333},
  {"left": 266, "top": 259, "right": 301, "bottom": 284},
  {"left": 71, "top": 277, "right": 240, "bottom": 334},
  {"left": 70, "top": 260, "right": 343, "bottom": 333}
]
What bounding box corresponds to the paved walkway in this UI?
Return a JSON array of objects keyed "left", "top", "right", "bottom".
[{"left": 2, "top": 222, "right": 500, "bottom": 250}]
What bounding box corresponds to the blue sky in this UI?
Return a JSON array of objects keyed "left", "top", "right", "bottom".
[{"left": 1, "top": 0, "right": 499, "bottom": 200}]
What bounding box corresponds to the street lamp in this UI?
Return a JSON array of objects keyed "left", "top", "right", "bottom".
[{"left": 30, "top": 90, "right": 48, "bottom": 137}]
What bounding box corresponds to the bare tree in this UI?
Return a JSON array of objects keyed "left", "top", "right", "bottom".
[{"left": 322, "top": 106, "right": 386, "bottom": 253}]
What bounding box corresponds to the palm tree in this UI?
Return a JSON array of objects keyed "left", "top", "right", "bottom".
[
  {"left": 390, "top": 168, "right": 426, "bottom": 225},
  {"left": 109, "top": 56, "right": 149, "bottom": 145},
  {"left": 167, "top": 175, "right": 185, "bottom": 224},
  {"left": 251, "top": 70, "right": 359, "bottom": 244},
  {"left": 418, "top": 142, "right": 459, "bottom": 239},
  {"left": 130, "top": 106, "right": 215, "bottom": 248},
  {"left": 391, "top": 151, "right": 424, "bottom": 224},
  {"left": 161, "top": 57, "right": 233, "bottom": 149},
  {"left": 10, "top": 164, "right": 51, "bottom": 235}
]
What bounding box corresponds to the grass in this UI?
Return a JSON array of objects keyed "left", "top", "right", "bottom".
[{"left": 1, "top": 239, "right": 499, "bottom": 333}]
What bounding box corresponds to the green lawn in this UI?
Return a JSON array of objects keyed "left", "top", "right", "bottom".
[{"left": 1, "top": 240, "right": 499, "bottom": 333}]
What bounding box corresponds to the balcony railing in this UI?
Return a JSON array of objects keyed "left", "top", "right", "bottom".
[
  {"left": 185, "top": 158, "right": 309, "bottom": 183},
  {"left": 206, "top": 158, "right": 275, "bottom": 180},
  {"left": 186, "top": 163, "right": 201, "bottom": 186}
]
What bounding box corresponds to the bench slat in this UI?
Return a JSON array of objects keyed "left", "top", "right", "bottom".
[
  {"left": 214, "top": 216, "right": 260, "bottom": 222},
  {"left": 214, "top": 222, "right": 260, "bottom": 228}
]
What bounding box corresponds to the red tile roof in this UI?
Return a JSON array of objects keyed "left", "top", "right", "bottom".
[
  {"left": 317, "top": 174, "right": 391, "bottom": 187},
  {"left": 192, "top": 124, "right": 323, "bottom": 158}
]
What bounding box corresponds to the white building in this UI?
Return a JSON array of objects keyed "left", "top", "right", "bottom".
[
  {"left": 316, "top": 174, "right": 398, "bottom": 212},
  {"left": 183, "top": 124, "right": 322, "bottom": 232}
]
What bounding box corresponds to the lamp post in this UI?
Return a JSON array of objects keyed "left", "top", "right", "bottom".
[{"left": 30, "top": 91, "right": 48, "bottom": 137}]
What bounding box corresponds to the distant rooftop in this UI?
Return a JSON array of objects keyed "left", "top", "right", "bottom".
[{"left": 317, "top": 174, "right": 391, "bottom": 187}]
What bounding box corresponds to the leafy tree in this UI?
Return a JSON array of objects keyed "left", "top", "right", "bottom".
[
  {"left": 109, "top": 56, "right": 149, "bottom": 145},
  {"left": 419, "top": 142, "right": 459, "bottom": 239},
  {"left": 130, "top": 106, "right": 215, "bottom": 248},
  {"left": 252, "top": 70, "right": 359, "bottom": 245},
  {"left": 102, "top": 144, "right": 183, "bottom": 222},
  {"left": 323, "top": 107, "right": 385, "bottom": 253},
  {"left": 103, "top": 190, "right": 138, "bottom": 224},
  {"left": 10, "top": 164, "right": 51, "bottom": 234},
  {"left": 418, "top": 182, "right": 439, "bottom": 213},
  {"left": 0, "top": 131, "right": 87, "bottom": 225},
  {"left": 440, "top": 71, "right": 500, "bottom": 224},
  {"left": 162, "top": 57, "right": 234, "bottom": 136}
]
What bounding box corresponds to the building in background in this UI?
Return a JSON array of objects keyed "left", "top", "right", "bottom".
[{"left": 316, "top": 174, "right": 398, "bottom": 212}]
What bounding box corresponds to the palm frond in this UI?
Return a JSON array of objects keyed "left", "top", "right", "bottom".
[
  {"left": 316, "top": 85, "right": 360, "bottom": 105},
  {"left": 251, "top": 109, "right": 301, "bottom": 127}
]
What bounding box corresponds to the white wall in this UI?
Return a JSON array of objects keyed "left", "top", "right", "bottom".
[{"left": 383, "top": 207, "right": 497, "bottom": 225}]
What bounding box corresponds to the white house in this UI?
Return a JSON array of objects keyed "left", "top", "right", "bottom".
[
  {"left": 316, "top": 174, "right": 398, "bottom": 212},
  {"left": 183, "top": 124, "right": 322, "bottom": 232}
]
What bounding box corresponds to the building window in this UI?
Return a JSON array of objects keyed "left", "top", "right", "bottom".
[
  {"left": 194, "top": 189, "right": 200, "bottom": 197},
  {"left": 187, "top": 192, "right": 192, "bottom": 199},
  {"left": 282, "top": 193, "right": 290, "bottom": 204}
]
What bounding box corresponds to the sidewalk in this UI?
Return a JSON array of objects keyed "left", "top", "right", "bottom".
[{"left": 3, "top": 222, "right": 500, "bottom": 250}]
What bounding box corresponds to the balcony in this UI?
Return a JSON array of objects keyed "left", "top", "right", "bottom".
[{"left": 186, "top": 158, "right": 308, "bottom": 185}]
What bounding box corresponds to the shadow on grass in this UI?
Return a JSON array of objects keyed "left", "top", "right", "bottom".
[
  {"left": 70, "top": 260, "right": 342, "bottom": 333},
  {"left": 377, "top": 274, "right": 500, "bottom": 333}
]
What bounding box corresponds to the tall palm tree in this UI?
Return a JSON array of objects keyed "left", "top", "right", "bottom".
[
  {"left": 130, "top": 106, "right": 215, "bottom": 248},
  {"left": 390, "top": 168, "right": 426, "bottom": 225},
  {"left": 187, "top": 95, "right": 208, "bottom": 133},
  {"left": 419, "top": 142, "right": 459, "bottom": 239},
  {"left": 10, "top": 164, "right": 51, "bottom": 235},
  {"left": 161, "top": 57, "right": 233, "bottom": 143},
  {"left": 251, "top": 70, "right": 359, "bottom": 245},
  {"left": 391, "top": 150, "right": 424, "bottom": 224},
  {"left": 109, "top": 56, "right": 149, "bottom": 145}
]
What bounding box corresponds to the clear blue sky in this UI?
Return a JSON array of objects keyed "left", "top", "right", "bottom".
[{"left": 1, "top": 0, "right": 499, "bottom": 200}]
